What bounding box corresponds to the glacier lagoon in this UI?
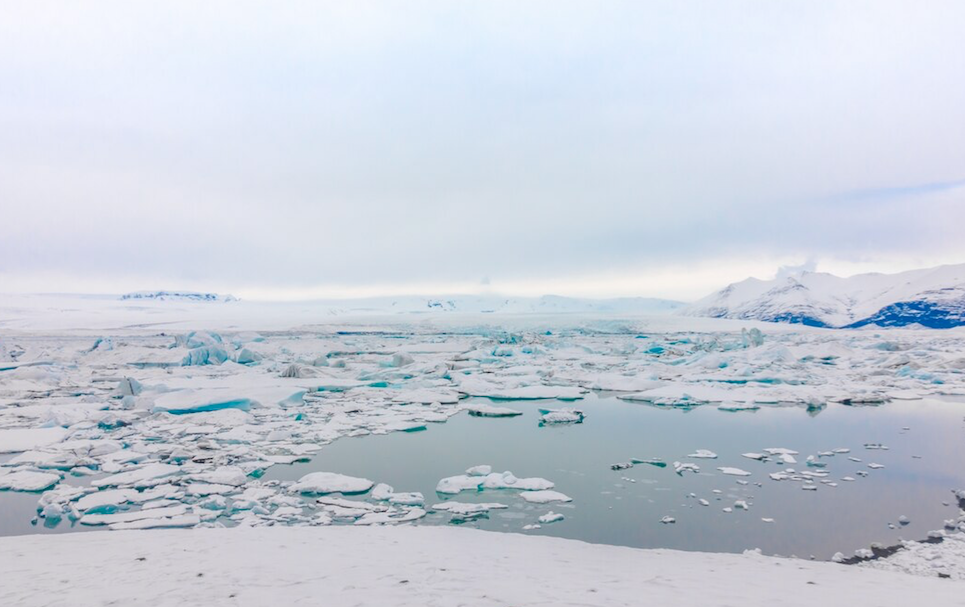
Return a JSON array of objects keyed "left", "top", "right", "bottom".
[
  {"left": 261, "top": 394, "right": 962, "bottom": 558},
  {"left": 2, "top": 393, "right": 963, "bottom": 558}
]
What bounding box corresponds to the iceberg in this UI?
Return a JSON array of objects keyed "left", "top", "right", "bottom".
[
  {"left": 0, "top": 427, "right": 68, "bottom": 454},
  {"left": 520, "top": 490, "right": 572, "bottom": 504},
  {"left": 153, "top": 390, "right": 255, "bottom": 415},
  {"left": 291, "top": 472, "right": 374, "bottom": 495}
]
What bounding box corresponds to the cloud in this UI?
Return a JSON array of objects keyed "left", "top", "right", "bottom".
[{"left": 1, "top": 1, "right": 964, "bottom": 299}]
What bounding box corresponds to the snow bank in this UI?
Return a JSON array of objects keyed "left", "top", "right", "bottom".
[{"left": 0, "top": 526, "right": 959, "bottom": 607}]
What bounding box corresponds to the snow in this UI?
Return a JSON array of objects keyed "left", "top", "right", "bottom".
[
  {"left": 1, "top": 526, "right": 959, "bottom": 606},
  {"left": 290, "top": 472, "right": 374, "bottom": 495}
]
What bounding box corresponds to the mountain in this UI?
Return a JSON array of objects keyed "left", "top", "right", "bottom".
[
  {"left": 682, "top": 264, "right": 965, "bottom": 328},
  {"left": 120, "top": 291, "right": 238, "bottom": 302},
  {"left": 114, "top": 292, "right": 683, "bottom": 315},
  {"left": 303, "top": 294, "right": 684, "bottom": 316}
]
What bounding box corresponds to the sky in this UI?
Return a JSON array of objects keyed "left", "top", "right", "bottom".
[{"left": 1, "top": 1, "right": 964, "bottom": 302}]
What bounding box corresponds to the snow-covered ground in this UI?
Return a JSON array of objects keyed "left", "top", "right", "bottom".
[
  {"left": 1, "top": 526, "right": 962, "bottom": 607},
  {"left": 2, "top": 294, "right": 965, "bottom": 602}
]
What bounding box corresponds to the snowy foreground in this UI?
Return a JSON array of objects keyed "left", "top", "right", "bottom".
[{"left": 1, "top": 525, "right": 963, "bottom": 607}]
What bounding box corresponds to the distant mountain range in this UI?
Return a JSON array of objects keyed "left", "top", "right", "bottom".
[
  {"left": 117, "top": 292, "right": 684, "bottom": 315},
  {"left": 683, "top": 263, "right": 965, "bottom": 328},
  {"left": 283, "top": 295, "right": 685, "bottom": 316},
  {"left": 120, "top": 291, "right": 239, "bottom": 302}
]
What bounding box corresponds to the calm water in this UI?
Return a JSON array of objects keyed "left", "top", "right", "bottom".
[{"left": 265, "top": 393, "right": 965, "bottom": 559}]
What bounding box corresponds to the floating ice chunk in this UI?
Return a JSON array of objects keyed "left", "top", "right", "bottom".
[
  {"left": 802, "top": 484, "right": 817, "bottom": 491},
  {"left": 536, "top": 510, "right": 566, "bottom": 525},
  {"left": 0, "top": 470, "right": 61, "bottom": 492},
  {"left": 388, "top": 492, "right": 424, "bottom": 506},
  {"left": 763, "top": 448, "right": 798, "bottom": 456},
  {"left": 722, "top": 507, "right": 733, "bottom": 513},
  {"left": 660, "top": 516, "right": 676, "bottom": 524},
  {"left": 290, "top": 472, "right": 373, "bottom": 495},
  {"left": 631, "top": 458, "right": 666, "bottom": 468},
  {"left": 762, "top": 518, "right": 775, "bottom": 523},
  {"left": 717, "top": 467, "right": 752, "bottom": 477},
  {"left": 317, "top": 497, "right": 383, "bottom": 513},
  {"left": 465, "top": 465, "right": 492, "bottom": 477},
  {"left": 153, "top": 390, "right": 254, "bottom": 415},
  {"left": 192, "top": 466, "right": 248, "bottom": 486},
  {"left": 466, "top": 404, "right": 523, "bottom": 418},
  {"left": 181, "top": 345, "right": 229, "bottom": 366},
  {"left": 371, "top": 483, "right": 395, "bottom": 501},
  {"left": 521, "top": 490, "right": 572, "bottom": 504},
  {"left": 841, "top": 476, "right": 856, "bottom": 482},
  {"left": 353, "top": 507, "right": 426, "bottom": 526},
  {"left": 392, "top": 389, "right": 460, "bottom": 405},
  {"left": 864, "top": 443, "right": 888, "bottom": 450},
  {"left": 0, "top": 428, "right": 69, "bottom": 454},
  {"left": 833, "top": 448, "right": 851, "bottom": 454},
  {"left": 718, "top": 401, "right": 760, "bottom": 412},
  {"left": 110, "top": 513, "right": 200, "bottom": 530},
  {"left": 482, "top": 471, "right": 554, "bottom": 491},
  {"left": 81, "top": 504, "right": 188, "bottom": 526},
  {"left": 854, "top": 548, "right": 874, "bottom": 559},
  {"left": 538, "top": 408, "right": 584, "bottom": 425},
  {"left": 75, "top": 489, "right": 137, "bottom": 512},
  {"left": 734, "top": 500, "right": 750, "bottom": 510},
  {"left": 91, "top": 463, "right": 180, "bottom": 488},
  {"left": 699, "top": 498, "right": 710, "bottom": 506},
  {"left": 522, "top": 523, "right": 541, "bottom": 530},
  {"left": 805, "top": 456, "right": 826, "bottom": 468},
  {"left": 460, "top": 383, "right": 585, "bottom": 401},
  {"left": 848, "top": 457, "right": 862, "bottom": 463},
  {"left": 435, "top": 475, "right": 484, "bottom": 494},
  {"left": 114, "top": 377, "right": 143, "bottom": 397},
  {"left": 185, "top": 483, "right": 236, "bottom": 497},
  {"left": 898, "top": 515, "right": 910, "bottom": 525},
  {"left": 867, "top": 463, "right": 885, "bottom": 470},
  {"left": 742, "top": 453, "right": 768, "bottom": 461},
  {"left": 688, "top": 449, "right": 718, "bottom": 459},
  {"left": 611, "top": 462, "right": 633, "bottom": 471},
  {"left": 235, "top": 348, "right": 263, "bottom": 365},
  {"left": 589, "top": 375, "right": 663, "bottom": 392},
  {"left": 432, "top": 502, "right": 509, "bottom": 516},
  {"left": 674, "top": 462, "right": 700, "bottom": 475}
]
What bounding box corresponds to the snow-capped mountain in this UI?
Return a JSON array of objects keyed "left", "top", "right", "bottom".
[{"left": 683, "top": 264, "right": 965, "bottom": 328}]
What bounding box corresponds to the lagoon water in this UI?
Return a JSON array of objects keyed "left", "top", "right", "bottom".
[
  {"left": 3, "top": 393, "right": 963, "bottom": 560},
  {"left": 264, "top": 393, "right": 965, "bottom": 559}
]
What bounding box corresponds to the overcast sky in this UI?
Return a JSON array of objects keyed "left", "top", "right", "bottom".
[{"left": 2, "top": 1, "right": 964, "bottom": 301}]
